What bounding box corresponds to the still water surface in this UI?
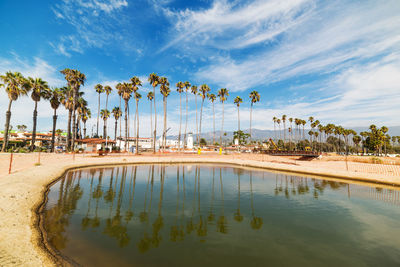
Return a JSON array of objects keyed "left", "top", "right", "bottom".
[{"left": 42, "top": 164, "right": 400, "bottom": 266}]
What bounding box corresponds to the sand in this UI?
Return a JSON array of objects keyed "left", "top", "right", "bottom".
[{"left": 0, "top": 152, "right": 399, "bottom": 266}]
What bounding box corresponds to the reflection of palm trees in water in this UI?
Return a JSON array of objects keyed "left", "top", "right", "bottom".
[
  {"left": 234, "top": 169, "right": 243, "bottom": 223},
  {"left": 82, "top": 170, "right": 95, "bottom": 230},
  {"left": 103, "top": 166, "right": 130, "bottom": 247},
  {"left": 125, "top": 166, "right": 137, "bottom": 223},
  {"left": 250, "top": 172, "right": 263, "bottom": 230},
  {"left": 186, "top": 165, "right": 197, "bottom": 234},
  {"left": 91, "top": 169, "right": 104, "bottom": 228},
  {"left": 151, "top": 165, "right": 165, "bottom": 248},
  {"left": 196, "top": 167, "right": 207, "bottom": 241},
  {"left": 217, "top": 168, "right": 228, "bottom": 234},
  {"left": 170, "top": 166, "right": 185, "bottom": 242},
  {"left": 208, "top": 167, "right": 215, "bottom": 222},
  {"left": 137, "top": 165, "right": 154, "bottom": 253}
]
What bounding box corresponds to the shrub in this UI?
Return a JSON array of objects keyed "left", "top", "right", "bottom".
[{"left": 370, "top": 157, "right": 382, "bottom": 164}]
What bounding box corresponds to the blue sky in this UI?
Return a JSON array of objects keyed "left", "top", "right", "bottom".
[{"left": 1, "top": 0, "right": 399, "bottom": 136}]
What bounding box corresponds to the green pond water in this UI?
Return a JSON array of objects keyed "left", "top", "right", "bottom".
[{"left": 42, "top": 164, "right": 400, "bottom": 266}]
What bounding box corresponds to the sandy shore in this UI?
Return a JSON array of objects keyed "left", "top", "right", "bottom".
[{"left": 0, "top": 152, "right": 399, "bottom": 266}]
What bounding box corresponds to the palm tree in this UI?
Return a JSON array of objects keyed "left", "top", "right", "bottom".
[
  {"left": 184, "top": 81, "right": 191, "bottom": 148},
  {"left": 147, "top": 92, "right": 154, "bottom": 145},
  {"left": 217, "top": 88, "right": 229, "bottom": 147},
  {"left": 112, "top": 107, "right": 122, "bottom": 141},
  {"left": 117, "top": 82, "right": 133, "bottom": 151},
  {"left": 234, "top": 96, "right": 243, "bottom": 136},
  {"left": 104, "top": 85, "right": 112, "bottom": 111},
  {"left": 0, "top": 72, "right": 30, "bottom": 152},
  {"left": 100, "top": 109, "right": 110, "bottom": 138},
  {"left": 282, "top": 115, "right": 287, "bottom": 148},
  {"left": 191, "top": 85, "right": 199, "bottom": 145},
  {"left": 61, "top": 69, "right": 86, "bottom": 150},
  {"left": 81, "top": 108, "right": 91, "bottom": 138},
  {"left": 60, "top": 86, "right": 73, "bottom": 148},
  {"left": 131, "top": 76, "right": 142, "bottom": 152},
  {"left": 199, "top": 84, "right": 210, "bottom": 147},
  {"left": 176, "top": 82, "right": 185, "bottom": 151},
  {"left": 76, "top": 95, "right": 87, "bottom": 139},
  {"left": 148, "top": 73, "right": 160, "bottom": 153},
  {"left": 249, "top": 91, "right": 260, "bottom": 144},
  {"left": 207, "top": 93, "right": 217, "bottom": 145},
  {"left": 159, "top": 77, "right": 170, "bottom": 151},
  {"left": 277, "top": 119, "right": 281, "bottom": 141},
  {"left": 134, "top": 92, "right": 142, "bottom": 154},
  {"left": 289, "top": 117, "right": 293, "bottom": 150},
  {"left": 49, "top": 88, "right": 62, "bottom": 152},
  {"left": 28, "top": 77, "right": 50, "bottom": 151},
  {"left": 94, "top": 84, "right": 104, "bottom": 137},
  {"left": 272, "top": 117, "right": 277, "bottom": 141}
]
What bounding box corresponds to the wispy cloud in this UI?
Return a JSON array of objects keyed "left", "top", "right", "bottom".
[{"left": 51, "top": 0, "right": 131, "bottom": 56}]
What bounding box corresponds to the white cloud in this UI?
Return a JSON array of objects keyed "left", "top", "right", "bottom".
[{"left": 51, "top": 0, "right": 130, "bottom": 56}]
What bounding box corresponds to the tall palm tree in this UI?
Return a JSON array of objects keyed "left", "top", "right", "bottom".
[
  {"left": 116, "top": 85, "right": 123, "bottom": 140},
  {"left": 95, "top": 84, "right": 104, "bottom": 137},
  {"left": 176, "top": 82, "right": 185, "bottom": 151},
  {"left": 282, "top": 115, "right": 287, "bottom": 148},
  {"left": 148, "top": 73, "right": 160, "bottom": 153},
  {"left": 191, "top": 85, "right": 199, "bottom": 145},
  {"left": 131, "top": 76, "right": 142, "bottom": 149},
  {"left": 61, "top": 69, "right": 86, "bottom": 150},
  {"left": 159, "top": 77, "right": 170, "bottom": 151},
  {"left": 81, "top": 108, "right": 91, "bottom": 138},
  {"left": 217, "top": 88, "right": 229, "bottom": 147},
  {"left": 277, "top": 119, "right": 281, "bottom": 141},
  {"left": 60, "top": 86, "right": 73, "bottom": 148},
  {"left": 288, "top": 117, "right": 293, "bottom": 150},
  {"left": 134, "top": 92, "right": 142, "bottom": 154},
  {"left": 112, "top": 107, "right": 122, "bottom": 141},
  {"left": 100, "top": 109, "right": 110, "bottom": 139},
  {"left": 272, "top": 117, "right": 277, "bottom": 141},
  {"left": 207, "top": 93, "right": 217, "bottom": 145},
  {"left": 28, "top": 77, "right": 50, "bottom": 151},
  {"left": 76, "top": 95, "right": 87, "bottom": 139},
  {"left": 184, "top": 81, "right": 191, "bottom": 148},
  {"left": 104, "top": 85, "right": 112, "bottom": 111},
  {"left": 49, "top": 88, "right": 62, "bottom": 152},
  {"left": 117, "top": 82, "right": 133, "bottom": 151},
  {"left": 234, "top": 96, "right": 243, "bottom": 147},
  {"left": 233, "top": 96, "right": 242, "bottom": 130},
  {"left": 147, "top": 92, "right": 154, "bottom": 145},
  {"left": 0, "top": 72, "right": 30, "bottom": 152},
  {"left": 249, "top": 91, "right": 260, "bottom": 144},
  {"left": 199, "top": 84, "right": 210, "bottom": 147}
]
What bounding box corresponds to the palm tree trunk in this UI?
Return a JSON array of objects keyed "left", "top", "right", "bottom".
[
  {"left": 51, "top": 109, "right": 57, "bottom": 152},
  {"left": 150, "top": 100, "right": 153, "bottom": 147},
  {"left": 30, "top": 101, "right": 38, "bottom": 152},
  {"left": 67, "top": 109, "right": 72, "bottom": 150},
  {"left": 237, "top": 105, "right": 240, "bottom": 150},
  {"left": 212, "top": 102, "right": 215, "bottom": 145},
  {"left": 163, "top": 97, "right": 167, "bottom": 151},
  {"left": 153, "top": 85, "right": 157, "bottom": 153},
  {"left": 249, "top": 103, "right": 253, "bottom": 144},
  {"left": 103, "top": 120, "right": 107, "bottom": 140},
  {"left": 178, "top": 93, "right": 182, "bottom": 152},
  {"left": 195, "top": 94, "right": 198, "bottom": 146},
  {"left": 184, "top": 90, "right": 188, "bottom": 149},
  {"left": 124, "top": 100, "right": 128, "bottom": 152},
  {"left": 97, "top": 93, "right": 100, "bottom": 136},
  {"left": 136, "top": 100, "right": 139, "bottom": 155},
  {"left": 114, "top": 119, "right": 118, "bottom": 141},
  {"left": 72, "top": 89, "right": 77, "bottom": 151},
  {"left": 119, "top": 95, "right": 122, "bottom": 140},
  {"left": 220, "top": 101, "right": 224, "bottom": 147},
  {"left": 84, "top": 122, "right": 87, "bottom": 138},
  {"left": 199, "top": 98, "right": 204, "bottom": 147},
  {"left": 2, "top": 100, "right": 13, "bottom": 152}
]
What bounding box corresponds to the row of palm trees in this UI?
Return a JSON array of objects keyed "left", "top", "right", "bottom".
[
  {"left": 93, "top": 73, "right": 261, "bottom": 153},
  {"left": 0, "top": 71, "right": 91, "bottom": 152},
  {"left": 270, "top": 115, "right": 396, "bottom": 154}
]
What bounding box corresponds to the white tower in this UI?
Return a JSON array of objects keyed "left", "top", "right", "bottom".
[{"left": 187, "top": 132, "right": 193, "bottom": 149}]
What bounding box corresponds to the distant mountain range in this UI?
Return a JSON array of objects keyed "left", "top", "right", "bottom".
[{"left": 167, "top": 126, "right": 400, "bottom": 142}]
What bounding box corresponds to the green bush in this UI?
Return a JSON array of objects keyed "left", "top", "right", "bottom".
[{"left": 371, "top": 157, "right": 382, "bottom": 164}]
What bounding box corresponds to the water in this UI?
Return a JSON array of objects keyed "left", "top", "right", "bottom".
[{"left": 42, "top": 164, "right": 400, "bottom": 266}]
